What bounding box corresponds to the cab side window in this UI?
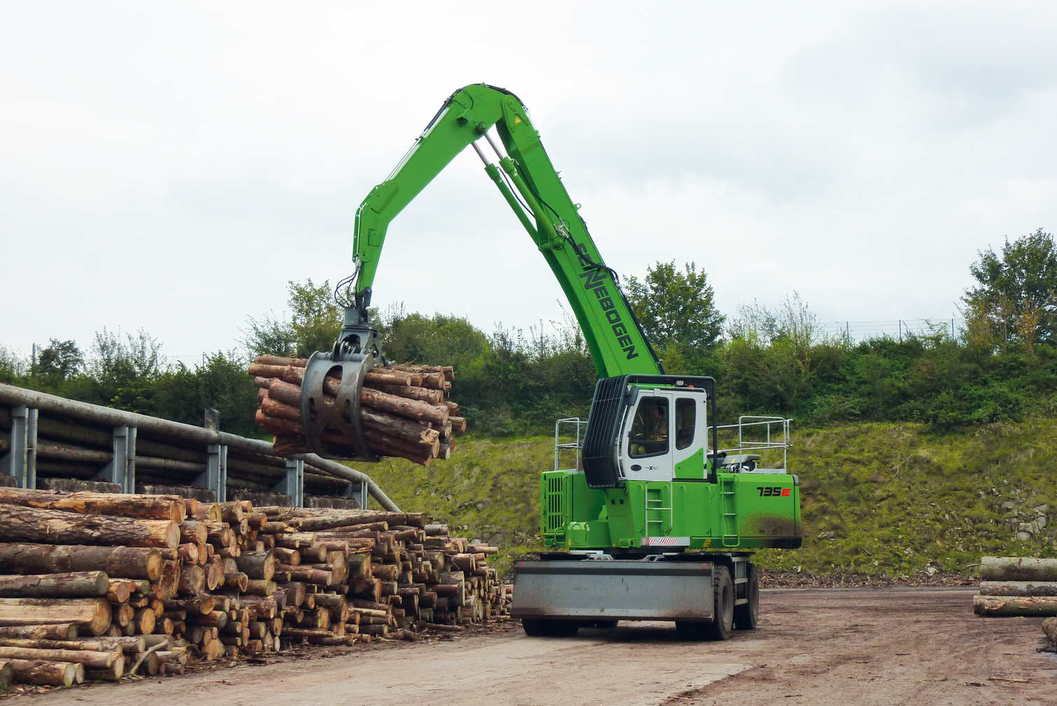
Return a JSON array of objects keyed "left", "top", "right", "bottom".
[
  {"left": 676, "top": 397, "right": 695, "bottom": 450},
  {"left": 629, "top": 397, "right": 669, "bottom": 458}
]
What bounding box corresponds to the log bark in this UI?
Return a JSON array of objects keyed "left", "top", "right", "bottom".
[
  {"left": 255, "top": 410, "right": 303, "bottom": 437},
  {"left": 236, "top": 551, "right": 275, "bottom": 581},
  {"left": 0, "top": 645, "right": 118, "bottom": 669},
  {"left": 84, "top": 655, "right": 123, "bottom": 681},
  {"left": 260, "top": 396, "right": 302, "bottom": 422},
  {"left": 973, "top": 594, "right": 1057, "bottom": 616},
  {"left": 1042, "top": 617, "right": 1057, "bottom": 645},
  {"left": 0, "top": 660, "right": 10, "bottom": 692},
  {"left": 0, "top": 505, "right": 180, "bottom": 548},
  {"left": 979, "top": 580, "right": 1057, "bottom": 597},
  {"left": 0, "top": 598, "right": 111, "bottom": 636},
  {"left": 177, "top": 565, "right": 205, "bottom": 595},
  {"left": 0, "top": 488, "right": 184, "bottom": 522},
  {"left": 223, "top": 572, "right": 249, "bottom": 592},
  {"left": 980, "top": 556, "right": 1057, "bottom": 581},
  {"left": 255, "top": 355, "right": 307, "bottom": 368},
  {"left": 364, "top": 370, "right": 413, "bottom": 387},
  {"left": 0, "top": 572, "right": 109, "bottom": 598},
  {"left": 359, "top": 387, "right": 448, "bottom": 426},
  {"left": 0, "top": 544, "right": 162, "bottom": 580},
  {"left": 7, "top": 658, "right": 80, "bottom": 686},
  {"left": 0, "top": 636, "right": 143, "bottom": 654},
  {"left": 0, "top": 624, "right": 78, "bottom": 640}
]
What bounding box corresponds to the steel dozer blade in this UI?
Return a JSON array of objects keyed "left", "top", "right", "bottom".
[{"left": 511, "top": 558, "right": 715, "bottom": 622}]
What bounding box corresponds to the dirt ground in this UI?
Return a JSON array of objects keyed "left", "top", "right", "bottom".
[{"left": 8, "top": 587, "right": 1057, "bottom": 706}]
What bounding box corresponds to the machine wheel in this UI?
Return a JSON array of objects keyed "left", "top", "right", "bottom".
[
  {"left": 521, "top": 618, "right": 547, "bottom": 636},
  {"left": 675, "top": 620, "right": 709, "bottom": 640},
  {"left": 734, "top": 564, "right": 759, "bottom": 630},
  {"left": 521, "top": 618, "right": 579, "bottom": 637},
  {"left": 705, "top": 565, "right": 735, "bottom": 641}
]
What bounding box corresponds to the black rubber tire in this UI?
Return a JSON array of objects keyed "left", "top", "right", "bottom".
[
  {"left": 734, "top": 564, "right": 759, "bottom": 630},
  {"left": 546, "top": 620, "right": 579, "bottom": 637},
  {"left": 705, "top": 566, "right": 735, "bottom": 641},
  {"left": 675, "top": 620, "right": 709, "bottom": 640},
  {"left": 521, "top": 618, "right": 578, "bottom": 637},
  {"left": 521, "top": 618, "right": 546, "bottom": 636}
]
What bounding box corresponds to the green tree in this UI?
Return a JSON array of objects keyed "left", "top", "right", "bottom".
[
  {"left": 246, "top": 279, "right": 342, "bottom": 358},
  {"left": 154, "top": 352, "right": 258, "bottom": 436},
  {"left": 964, "top": 228, "right": 1057, "bottom": 348},
  {"left": 626, "top": 261, "right": 724, "bottom": 353},
  {"left": 36, "top": 339, "right": 84, "bottom": 382},
  {"left": 0, "top": 347, "right": 25, "bottom": 383},
  {"left": 74, "top": 329, "right": 165, "bottom": 413},
  {"left": 382, "top": 313, "right": 490, "bottom": 371}
]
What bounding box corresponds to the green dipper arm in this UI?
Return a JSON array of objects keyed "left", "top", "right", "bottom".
[{"left": 353, "top": 83, "right": 660, "bottom": 378}]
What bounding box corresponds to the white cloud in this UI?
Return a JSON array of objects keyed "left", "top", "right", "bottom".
[{"left": 2, "top": 0, "right": 1056, "bottom": 361}]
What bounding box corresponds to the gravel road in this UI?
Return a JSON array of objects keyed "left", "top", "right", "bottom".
[{"left": 8, "top": 587, "right": 1057, "bottom": 705}]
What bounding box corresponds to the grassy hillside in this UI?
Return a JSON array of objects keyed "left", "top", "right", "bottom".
[{"left": 363, "top": 420, "right": 1057, "bottom": 579}]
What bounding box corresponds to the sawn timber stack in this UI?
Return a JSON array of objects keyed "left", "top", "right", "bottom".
[
  {"left": 248, "top": 356, "right": 466, "bottom": 465},
  {"left": 0, "top": 487, "right": 507, "bottom": 691}
]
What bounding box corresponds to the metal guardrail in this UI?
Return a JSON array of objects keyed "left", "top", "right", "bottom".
[
  {"left": 0, "top": 383, "right": 399, "bottom": 511},
  {"left": 716, "top": 416, "right": 792, "bottom": 470},
  {"left": 553, "top": 417, "right": 587, "bottom": 471},
  {"left": 552, "top": 415, "right": 792, "bottom": 472}
]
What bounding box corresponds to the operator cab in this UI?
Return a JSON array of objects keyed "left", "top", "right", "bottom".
[
  {"left": 579, "top": 374, "right": 717, "bottom": 488},
  {"left": 577, "top": 375, "right": 791, "bottom": 488},
  {"left": 619, "top": 386, "right": 710, "bottom": 482}
]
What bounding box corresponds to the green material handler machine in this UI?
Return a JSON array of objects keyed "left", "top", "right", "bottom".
[{"left": 306, "top": 84, "right": 802, "bottom": 640}]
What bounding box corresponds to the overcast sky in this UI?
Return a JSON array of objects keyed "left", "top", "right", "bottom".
[{"left": 3, "top": 1, "right": 1056, "bottom": 364}]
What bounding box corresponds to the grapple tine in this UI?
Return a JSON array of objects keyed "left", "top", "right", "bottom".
[{"left": 300, "top": 350, "right": 380, "bottom": 461}]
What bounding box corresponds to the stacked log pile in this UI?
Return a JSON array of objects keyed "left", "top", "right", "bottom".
[
  {"left": 0, "top": 487, "right": 506, "bottom": 691},
  {"left": 972, "top": 557, "right": 1057, "bottom": 617},
  {"left": 249, "top": 356, "right": 466, "bottom": 465}
]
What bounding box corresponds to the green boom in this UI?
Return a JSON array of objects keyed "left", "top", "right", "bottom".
[
  {"left": 345, "top": 84, "right": 801, "bottom": 562},
  {"left": 352, "top": 84, "right": 659, "bottom": 378}
]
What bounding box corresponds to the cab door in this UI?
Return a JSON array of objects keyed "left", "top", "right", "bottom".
[
  {"left": 620, "top": 390, "right": 675, "bottom": 482},
  {"left": 672, "top": 390, "right": 709, "bottom": 479}
]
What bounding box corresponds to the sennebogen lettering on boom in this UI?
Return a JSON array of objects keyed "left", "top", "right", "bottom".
[{"left": 579, "top": 267, "right": 638, "bottom": 360}]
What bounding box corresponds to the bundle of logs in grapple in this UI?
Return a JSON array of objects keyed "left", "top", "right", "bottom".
[
  {"left": 0, "top": 487, "right": 509, "bottom": 691},
  {"left": 248, "top": 355, "right": 467, "bottom": 465}
]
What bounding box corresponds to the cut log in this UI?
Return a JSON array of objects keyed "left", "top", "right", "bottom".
[
  {"left": 0, "top": 645, "right": 118, "bottom": 669},
  {"left": 236, "top": 551, "right": 275, "bottom": 581},
  {"left": 255, "top": 355, "right": 307, "bottom": 368},
  {"left": 0, "top": 544, "right": 162, "bottom": 580},
  {"left": 0, "top": 636, "right": 143, "bottom": 654},
  {"left": 0, "top": 623, "right": 79, "bottom": 640},
  {"left": 0, "top": 660, "right": 9, "bottom": 692},
  {"left": 973, "top": 594, "right": 1057, "bottom": 616},
  {"left": 0, "top": 598, "right": 111, "bottom": 636},
  {"left": 1043, "top": 617, "right": 1057, "bottom": 646},
  {"left": 177, "top": 565, "right": 205, "bottom": 595},
  {"left": 0, "top": 505, "right": 179, "bottom": 548},
  {"left": 223, "top": 572, "right": 249, "bottom": 592},
  {"left": 7, "top": 658, "right": 79, "bottom": 686},
  {"left": 980, "top": 556, "right": 1057, "bottom": 581},
  {"left": 979, "top": 580, "right": 1057, "bottom": 597},
  {"left": 359, "top": 387, "right": 448, "bottom": 426},
  {"left": 106, "top": 579, "right": 133, "bottom": 603},
  {"left": 0, "top": 488, "right": 184, "bottom": 522},
  {"left": 0, "top": 571, "right": 109, "bottom": 598},
  {"left": 85, "top": 654, "right": 123, "bottom": 681},
  {"left": 373, "top": 384, "right": 444, "bottom": 404}
]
